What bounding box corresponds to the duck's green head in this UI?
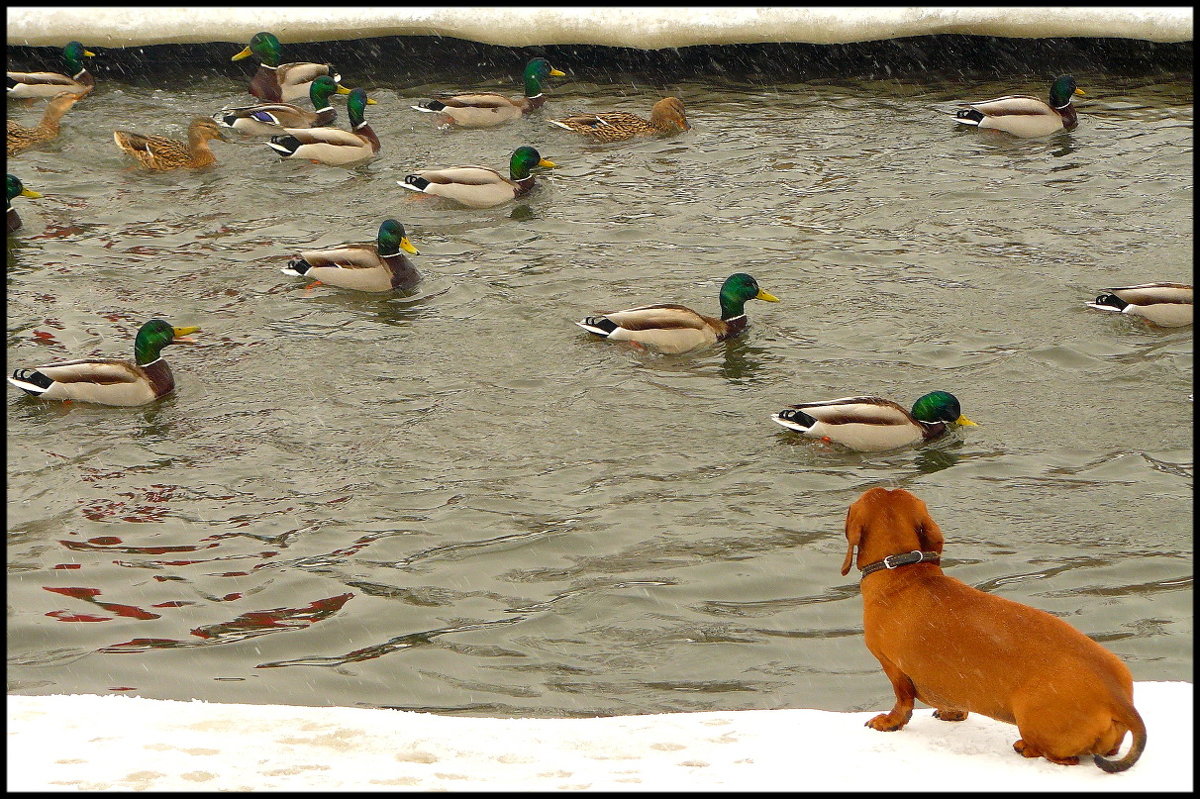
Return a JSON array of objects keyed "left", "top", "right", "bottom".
[
  {"left": 911, "top": 391, "right": 976, "bottom": 427},
  {"left": 509, "top": 146, "right": 557, "bottom": 181},
  {"left": 523, "top": 57, "right": 566, "bottom": 96},
  {"left": 378, "top": 219, "right": 420, "bottom": 256},
  {"left": 346, "top": 87, "right": 376, "bottom": 126},
  {"left": 134, "top": 320, "right": 201, "bottom": 365},
  {"left": 8, "top": 175, "right": 42, "bottom": 205},
  {"left": 63, "top": 41, "right": 95, "bottom": 73},
  {"left": 309, "top": 75, "right": 350, "bottom": 108},
  {"left": 718, "top": 273, "right": 779, "bottom": 319},
  {"left": 1049, "top": 75, "right": 1084, "bottom": 108},
  {"left": 234, "top": 32, "right": 282, "bottom": 66}
]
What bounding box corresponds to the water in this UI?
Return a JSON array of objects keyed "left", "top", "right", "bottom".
[{"left": 7, "top": 47, "right": 1193, "bottom": 717}]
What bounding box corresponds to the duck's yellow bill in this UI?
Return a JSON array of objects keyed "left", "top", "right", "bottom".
[
  {"left": 365, "top": 97, "right": 378, "bottom": 104},
  {"left": 83, "top": 49, "right": 96, "bottom": 57},
  {"left": 538, "top": 158, "right": 558, "bottom": 168},
  {"left": 172, "top": 326, "right": 201, "bottom": 343},
  {"left": 1074, "top": 87, "right": 1086, "bottom": 96},
  {"left": 336, "top": 85, "right": 352, "bottom": 95},
  {"left": 400, "top": 237, "right": 419, "bottom": 255},
  {"left": 232, "top": 46, "right": 253, "bottom": 61},
  {"left": 756, "top": 289, "right": 780, "bottom": 302},
  {"left": 21, "top": 188, "right": 43, "bottom": 199},
  {"left": 956, "top": 414, "right": 977, "bottom": 426},
  {"left": 549, "top": 68, "right": 566, "bottom": 77}
]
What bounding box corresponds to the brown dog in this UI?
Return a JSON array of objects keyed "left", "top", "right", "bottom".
[{"left": 843, "top": 487, "right": 1146, "bottom": 772}]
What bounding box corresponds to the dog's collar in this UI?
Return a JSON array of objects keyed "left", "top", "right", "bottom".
[{"left": 860, "top": 550, "right": 940, "bottom": 578}]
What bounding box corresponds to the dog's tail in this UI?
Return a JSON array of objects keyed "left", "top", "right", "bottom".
[{"left": 1093, "top": 700, "right": 1147, "bottom": 773}]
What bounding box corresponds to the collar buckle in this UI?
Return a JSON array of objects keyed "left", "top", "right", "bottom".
[{"left": 883, "top": 550, "right": 922, "bottom": 569}]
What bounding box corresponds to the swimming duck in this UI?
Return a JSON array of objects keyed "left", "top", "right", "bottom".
[
  {"left": 575, "top": 273, "right": 779, "bottom": 355},
  {"left": 213, "top": 75, "right": 353, "bottom": 136},
  {"left": 954, "top": 75, "right": 1085, "bottom": 138},
  {"left": 267, "top": 87, "right": 379, "bottom": 166},
  {"left": 281, "top": 219, "right": 421, "bottom": 293},
  {"left": 1086, "top": 283, "right": 1193, "bottom": 328},
  {"left": 398, "top": 146, "right": 556, "bottom": 209},
  {"left": 549, "top": 97, "right": 690, "bottom": 142},
  {"left": 232, "top": 31, "right": 343, "bottom": 103},
  {"left": 7, "top": 174, "right": 42, "bottom": 233},
  {"left": 772, "top": 392, "right": 977, "bottom": 452},
  {"left": 410, "top": 57, "right": 566, "bottom": 128},
  {"left": 113, "top": 117, "right": 228, "bottom": 171},
  {"left": 7, "top": 319, "right": 201, "bottom": 406},
  {"left": 7, "top": 41, "right": 96, "bottom": 99},
  {"left": 7, "top": 91, "right": 87, "bottom": 155}
]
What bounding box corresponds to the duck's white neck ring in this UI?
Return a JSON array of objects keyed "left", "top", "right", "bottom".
[
  {"left": 378, "top": 250, "right": 403, "bottom": 258},
  {"left": 353, "top": 121, "right": 368, "bottom": 130},
  {"left": 73, "top": 69, "right": 87, "bottom": 80},
  {"left": 1052, "top": 100, "right": 1072, "bottom": 110},
  {"left": 314, "top": 105, "right": 333, "bottom": 113}
]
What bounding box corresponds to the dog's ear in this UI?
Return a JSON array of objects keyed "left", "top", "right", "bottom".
[
  {"left": 915, "top": 499, "right": 945, "bottom": 554},
  {"left": 841, "top": 503, "right": 861, "bottom": 576}
]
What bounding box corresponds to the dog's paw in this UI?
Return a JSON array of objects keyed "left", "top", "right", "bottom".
[
  {"left": 1014, "top": 739, "right": 1041, "bottom": 758},
  {"left": 865, "top": 712, "right": 908, "bottom": 731},
  {"left": 933, "top": 709, "right": 968, "bottom": 722}
]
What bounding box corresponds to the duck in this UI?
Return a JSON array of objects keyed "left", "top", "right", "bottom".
[
  {"left": 575, "top": 273, "right": 779, "bottom": 355},
  {"left": 549, "top": 96, "right": 690, "bottom": 142},
  {"left": 8, "top": 91, "right": 87, "bottom": 155},
  {"left": 398, "top": 146, "right": 556, "bottom": 209},
  {"left": 7, "top": 174, "right": 42, "bottom": 233},
  {"left": 267, "top": 87, "right": 379, "bottom": 166},
  {"left": 7, "top": 319, "right": 201, "bottom": 406},
  {"left": 1086, "top": 283, "right": 1193, "bottom": 328},
  {"left": 954, "top": 75, "right": 1085, "bottom": 138},
  {"left": 213, "top": 74, "right": 353, "bottom": 136},
  {"left": 281, "top": 219, "right": 422, "bottom": 292},
  {"left": 232, "top": 31, "right": 343, "bottom": 103},
  {"left": 7, "top": 41, "right": 96, "bottom": 99},
  {"left": 113, "top": 117, "right": 228, "bottom": 171},
  {"left": 771, "top": 392, "right": 977, "bottom": 452},
  {"left": 410, "top": 57, "right": 566, "bottom": 128}
]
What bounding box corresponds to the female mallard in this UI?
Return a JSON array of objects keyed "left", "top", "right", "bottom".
[
  {"left": 7, "top": 174, "right": 42, "bottom": 233},
  {"left": 232, "top": 31, "right": 343, "bottom": 103},
  {"left": 410, "top": 57, "right": 566, "bottom": 128},
  {"left": 7, "top": 319, "right": 201, "bottom": 406},
  {"left": 398, "top": 146, "right": 556, "bottom": 209},
  {"left": 1086, "top": 283, "right": 1193, "bottom": 328},
  {"left": 954, "top": 75, "right": 1085, "bottom": 138},
  {"left": 549, "top": 96, "right": 690, "bottom": 142},
  {"left": 7, "top": 41, "right": 96, "bottom": 99},
  {"left": 575, "top": 273, "right": 779, "bottom": 355},
  {"left": 113, "top": 117, "right": 228, "bottom": 171},
  {"left": 267, "top": 87, "right": 379, "bottom": 166},
  {"left": 8, "top": 91, "right": 86, "bottom": 155},
  {"left": 282, "top": 219, "right": 421, "bottom": 292},
  {"left": 771, "top": 392, "right": 977, "bottom": 452},
  {"left": 213, "top": 75, "right": 352, "bottom": 136}
]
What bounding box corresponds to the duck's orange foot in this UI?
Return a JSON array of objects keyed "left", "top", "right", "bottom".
[
  {"left": 821, "top": 436, "right": 833, "bottom": 443},
  {"left": 304, "top": 280, "right": 323, "bottom": 293}
]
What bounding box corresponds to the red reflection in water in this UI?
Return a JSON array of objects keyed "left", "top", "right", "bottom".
[
  {"left": 52, "top": 563, "right": 83, "bottom": 570},
  {"left": 43, "top": 586, "right": 161, "bottom": 621},
  {"left": 191, "top": 593, "right": 353, "bottom": 640}
]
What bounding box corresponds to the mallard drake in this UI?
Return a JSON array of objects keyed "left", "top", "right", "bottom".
[
  {"left": 398, "top": 146, "right": 556, "bottom": 209},
  {"left": 575, "top": 273, "right": 779, "bottom": 355},
  {"left": 7, "top": 41, "right": 96, "bottom": 99},
  {"left": 410, "top": 57, "right": 566, "bottom": 128},
  {"left": 232, "top": 31, "right": 343, "bottom": 103},
  {"left": 113, "top": 117, "right": 228, "bottom": 171},
  {"left": 954, "top": 75, "right": 1085, "bottom": 138},
  {"left": 7, "top": 174, "right": 42, "bottom": 233},
  {"left": 267, "top": 87, "right": 379, "bottom": 166},
  {"left": 281, "top": 219, "right": 421, "bottom": 292},
  {"left": 1086, "top": 283, "right": 1193, "bottom": 328},
  {"left": 772, "top": 392, "right": 976, "bottom": 452},
  {"left": 549, "top": 96, "right": 690, "bottom": 142},
  {"left": 8, "top": 91, "right": 86, "bottom": 155},
  {"left": 213, "top": 75, "right": 353, "bottom": 136},
  {"left": 7, "top": 320, "right": 201, "bottom": 406}
]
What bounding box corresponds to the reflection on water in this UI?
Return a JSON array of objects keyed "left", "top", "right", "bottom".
[{"left": 6, "top": 52, "right": 1193, "bottom": 717}]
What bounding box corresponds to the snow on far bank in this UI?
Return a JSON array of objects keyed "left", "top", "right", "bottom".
[
  {"left": 6, "top": 682, "right": 1193, "bottom": 792},
  {"left": 5, "top": 7, "right": 1194, "bottom": 50}
]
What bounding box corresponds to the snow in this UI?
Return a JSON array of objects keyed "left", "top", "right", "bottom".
[
  {"left": 5, "top": 7, "right": 1194, "bottom": 49},
  {"left": 6, "top": 682, "right": 1192, "bottom": 791}
]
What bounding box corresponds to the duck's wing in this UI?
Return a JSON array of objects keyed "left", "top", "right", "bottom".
[
  {"left": 960, "top": 94, "right": 1051, "bottom": 117},
  {"left": 784, "top": 396, "right": 914, "bottom": 425},
  {"left": 297, "top": 243, "right": 381, "bottom": 269}
]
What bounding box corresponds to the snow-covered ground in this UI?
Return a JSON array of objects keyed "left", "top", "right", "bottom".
[
  {"left": 5, "top": 7, "right": 1193, "bottom": 48},
  {"left": 6, "top": 683, "right": 1192, "bottom": 791}
]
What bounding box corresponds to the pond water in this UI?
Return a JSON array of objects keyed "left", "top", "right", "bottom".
[{"left": 6, "top": 42, "right": 1193, "bottom": 717}]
